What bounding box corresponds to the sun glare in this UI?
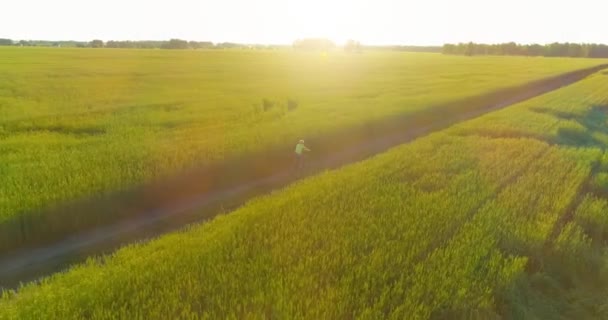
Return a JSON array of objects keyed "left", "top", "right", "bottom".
[
  {"left": 285, "top": 0, "right": 366, "bottom": 45},
  {"left": 282, "top": 0, "right": 449, "bottom": 46}
]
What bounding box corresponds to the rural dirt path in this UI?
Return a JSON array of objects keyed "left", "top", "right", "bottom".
[{"left": 1, "top": 64, "right": 606, "bottom": 289}]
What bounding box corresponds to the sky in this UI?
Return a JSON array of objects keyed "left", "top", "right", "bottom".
[{"left": 1, "top": 0, "right": 607, "bottom": 45}]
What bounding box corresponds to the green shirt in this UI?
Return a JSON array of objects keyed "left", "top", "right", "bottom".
[{"left": 295, "top": 143, "right": 309, "bottom": 155}]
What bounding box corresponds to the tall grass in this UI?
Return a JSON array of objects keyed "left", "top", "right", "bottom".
[
  {"left": 0, "top": 48, "right": 605, "bottom": 221},
  {"left": 2, "top": 70, "right": 608, "bottom": 319}
]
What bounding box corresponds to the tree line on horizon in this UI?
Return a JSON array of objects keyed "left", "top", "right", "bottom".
[
  {"left": 0, "top": 37, "right": 443, "bottom": 53},
  {"left": 443, "top": 42, "right": 608, "bottom": 58},
  {"left": 14, "top": 37, "right": 604, "bottom": 57},
  {"left": 0, "top": 38, "right": 281, "bottom": 50}
]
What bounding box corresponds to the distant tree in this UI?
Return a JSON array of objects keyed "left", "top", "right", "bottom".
[
  {"left": 90, "top": 39, "right": 104, "bottom": 48},
  {"left": 474, "top": 43, "right": 489, "bottom": 55},
  {"left": 105, "top": 40, "right": 119, "bottom": 48},
  {"left": 442, "top": 41, "right": 608, "bottom": 58},
  {"left": 442, "top": 44, "right": 456, "bottom": 54},
  {"left": 588, "top": 44, "right": 608, "bottom": 58},
  {"left": 501, "top": 42, "right": 519, "bottom": 55},
  {"left": 464, "top": 42, "right": 475, "bottom": 56},
  {"left": 161, "top": 39, "right": 189, "bottom": 49},
  {"left": 137, "top": 41, "right": 164, "bottom": 49},
  {"left": 216, "top": 42, "right": 244, "bottom": 49},
  {"left": 567, "top": 43, "right": 583, "bottom": 57},
  {"left": 106, "top": 40, "right": 142, "bottom": 49},
  {"left": 188, "top": 41, "right": 214, "bottom": 49},
  {"left": 527, "top": 44, "right": 545, "bottom": 56},
  {"left": 0, "top": 38, "right": 13, "bottom": 46},
  {"left": 545, "top": 42, "right": 567, "bottom": 57},
  {"left": 580, "top": 45, "right": 591, "bottom": 58}
]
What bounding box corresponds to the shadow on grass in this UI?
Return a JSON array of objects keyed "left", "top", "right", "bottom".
[
  {"left": 548, "top": 105, "right": 608, "bottom": 148},
  {"left": 459, "top": 105, "right": 608, "bottom": 149},
  {"left": 13, "top": 125, "right": 106, "bottom": 136},
  {"left": 491, "top": 106, "right": 608, "bottom": 319},
  {"left": 432, "top": 105, "right": 608, "bottom": 318}
]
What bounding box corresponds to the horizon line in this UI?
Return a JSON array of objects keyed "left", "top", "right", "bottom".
[{"left": 3, "top": 37, "right": 608, "bottom": 47}]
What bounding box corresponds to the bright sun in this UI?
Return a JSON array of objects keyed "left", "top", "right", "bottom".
[
  {"left": 281, "top": 0, "right": 437, "bottom": 46},
  {"left": 284, "top": 0, "right": 367, "bottom": 45}
]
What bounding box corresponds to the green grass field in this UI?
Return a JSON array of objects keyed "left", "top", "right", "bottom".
[
  {"left": 0, "top": 47, "right": 605, "bottom": 222},
  {"left": 2, "top": 66, "right": 608, "bottom": 318}
]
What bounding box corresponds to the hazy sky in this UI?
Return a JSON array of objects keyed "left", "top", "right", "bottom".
[{"left": 2, "top": 0, "right": 606, "bottom": 45}]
